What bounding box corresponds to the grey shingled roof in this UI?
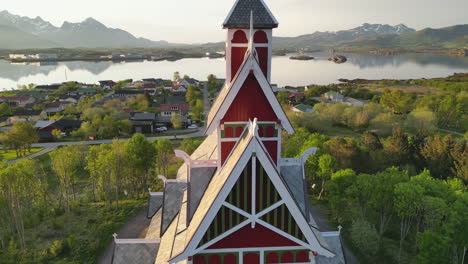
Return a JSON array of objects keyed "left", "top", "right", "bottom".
[
  {"left": 112, "top": 240, "right": 160, "bottom": 264},
  {"left": 223, "top": 0, "right": 278, "bottom": 28},
  {"left": 188, "top": 167, "right": 217, "bottom": 221},
  {"left": 316, "top": 236, "right": 346, "bottom": 264},
  {"left": 147, "top": 193, "right": 164, "bottom": 218},
  {"left": 160, "top": 181, "right": 187, "bottom": 235},
  {"left": 280, "top": 164, "right": 309, "bottom": 219}
]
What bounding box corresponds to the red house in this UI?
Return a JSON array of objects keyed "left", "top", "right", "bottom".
[{"left": 111, "top": 1, "right": 345, "bottom": 264}]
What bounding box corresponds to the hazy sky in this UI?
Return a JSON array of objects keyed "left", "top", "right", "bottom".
[{"left": 3, "top": 0, "right": 468, "bottom": 43}]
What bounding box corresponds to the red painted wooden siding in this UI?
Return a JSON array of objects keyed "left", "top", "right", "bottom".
[
  {"left": 281, "top": 252, "right": 294, "bottom": 263},
  {"left": 221, "top": 141, "right": 237, "bottom": 165},
  {"left": 232, "top": 30, "right": 248, "bottom": 43},
  {"left": 263, "top": 140, "right": 278, "bottom": 164},
  {"left": 296, "top": 251, "right": 310, "bottom": 262},
  {"left": 207, "top": 224, "right": 300, "bottom": 249},
  {"left": 194, "top": 255, "right": 206, "bottom": 264},
  {"left": 231, "top": 47, "right": 247, "bottom": 79},
  {"left": 266, "top": 252, "right": 280, "bottom": 264},
  {"left": 208, "top": 255, "right": 222, "bottom": 264},
  {"left": 223, "top": 73, "right": 277, "bottom": 122},
  {"left": 256, "top": 47, "right": 269, "bottom": 77}
]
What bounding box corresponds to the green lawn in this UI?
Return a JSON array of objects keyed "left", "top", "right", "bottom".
[{"left": 0, "top": 147, "right": 44, "bottom": 161}]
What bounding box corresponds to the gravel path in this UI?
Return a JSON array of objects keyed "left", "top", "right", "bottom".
[{"left": 97, "top": 209, "right": 151, "bottom": 264}]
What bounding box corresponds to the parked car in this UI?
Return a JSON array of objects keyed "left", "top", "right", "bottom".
[
  {"left": 156, "top": 126, "right": 168, "bottom": 132},
  {"left": 187, "top": 124, "right": 198, "bottom": 129}
]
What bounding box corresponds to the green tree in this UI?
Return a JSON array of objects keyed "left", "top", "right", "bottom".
[
  {"left": 421, "top": 134, "right": 456, "bottom": 179},
  {"left": 317, "top": 154, "right": 337, "bottom": 200},
  {"left": 405, "top": 109, "right": 436, "bottom": 135},
  {"left": 0, "top": 102, "right": 11, "bottom": 116},
  {"left": 350, "top": 218, "right": 380, "bottom": 259},
  {"left": 0, "top": 160, "right": 40, "bottom": 249},
  {"left": 380, "top": 89, "right": 415, "bottom": 114},
  {"left": 327, "top": 169, "right": 356, "bottom": 222},
  {"left": 52, "top": 129, "right": 62, "bottom": 141},
  {"left": 179, "top": 138, "right": 202, "bottom": 155},
  {"left": 173, "top": 71, "right": 180, "bottom": 81},
  {"left": 125, "top": 134, "right": 157, "bottom": 196},
  {"left": 156, "top": 139, "right": 173, "bottom": 176},
  {"left": 50, "top": 146, "right": 80, "bottom": 216},
  {"left": 171, "top": 113, "right": 183, "bottom": 129},
  {"left": 394, "top": 182, "right": 424, "bottom": 263},
  {"left": 2, "top": 122, "right": 38, "bottom": 157},
  {"left": 276, "top": 91, "right": 289, "bottom": 105}
]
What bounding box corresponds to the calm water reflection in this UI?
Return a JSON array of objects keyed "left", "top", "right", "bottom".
[{"left": 1, "top": 52, "right": 467, "bottom": 90}]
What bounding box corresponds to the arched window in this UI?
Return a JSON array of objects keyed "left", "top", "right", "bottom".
[
  {"left": 266, "top": 252, "right": 279, "bottom": 264},
  {"left": 223, "top": 254, "right": 237, "bottom": 264},
  {"left": 232, "top": 30, "right": 248, "bottom": 43},
  {"left": 208, "top": 254, "right": 222, "bottom": 264},
  {"left": 254, "top": 30, "right": 268, "bottom": 43},
  {"left": 296, "top": 251, "right": 310, "bottom": 262},
  {"left": 225, "top": 126, "right": 234, "bottom": 138},
  {"left": 266, "top": 125, "right": 275, "bottom": 137},
  {"left": 281, "top": 252, "right": 294, "bottom": 263},
  {"left": 193, "top": 255, "right": 206, "bottom": 264}
]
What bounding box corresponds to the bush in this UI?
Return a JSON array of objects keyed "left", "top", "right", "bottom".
[
  {"left": 49, "top": 240, "right": 64, "bottom": 257},
  {"left": 350, "top": 218, "right": 380, "bottom": 259}
]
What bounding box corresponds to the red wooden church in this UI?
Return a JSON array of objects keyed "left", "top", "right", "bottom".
[{"left": 111, "top": 0, "right": 346, "bottom": 263}]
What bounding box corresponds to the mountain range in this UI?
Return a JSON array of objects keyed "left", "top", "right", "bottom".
[
  {"left": 0, "top": 10, "right": 466, "bottom": 50},
  {"left": 0, "top": 10, "right": 169, "bottom": 49}
]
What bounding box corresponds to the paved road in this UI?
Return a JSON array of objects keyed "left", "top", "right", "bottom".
[
  {"left": 97, "top": 209, "right": 151, "bottom": 264},
  {"left": 437, "top": 128, "right": 465, "bottom": 137}
]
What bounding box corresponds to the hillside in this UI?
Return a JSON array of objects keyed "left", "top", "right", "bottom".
[{"left": 0, "top": 24, "right": 58, "bottom": 49}]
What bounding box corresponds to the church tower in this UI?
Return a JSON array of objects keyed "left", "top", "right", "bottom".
[
  {"left": 206, "top": 0, "right": 293, "bottom": 168},
  {"left": 224, "top": 0, "right": 278, "bottom": 83}
]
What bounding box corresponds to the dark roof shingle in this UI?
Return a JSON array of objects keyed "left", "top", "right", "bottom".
[{"left": 223, "top": 0, "right": 278, "bottom": 29}]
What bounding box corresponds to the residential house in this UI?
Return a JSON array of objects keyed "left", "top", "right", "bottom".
[
  {"left": 7, "top": 109, "right": 43, "bottom": 124},
  {"left": 172, "top": 84, "right": 187, "bottom": 94},
  {"left": 160, "top": 96, "right": 190, "bottom": 117},
  {"left": 73, "top": 88, "right": 99, "bottom": 96},
  {"left": 324, "top": 91, "right": 345, "bottom": 102},
  {"left": 176, "top": 78, "right": 199, "bottom": 87},
  {"left": 108, "top": 90, "right": 146, "bottom": 100},
  {"left": 16, "top": 90, "right": 47, "bottom": 100},
  {"left": 142, "top": 78, "right": 164, "bottom": 87},
  {"left": 34, "top": 84, "right": 61, "bottom": 91},
  {"left": 41, "top": 101, "right": 73, "bottom": 117},
  {"left": 344, "top": 97, "right": 365, "bottom": 107},
  {"left": 35, "top": 119, "right": 82, "bottom": 133},
  {"left": 59, "top": 95, "right": 81, "bottom": 104},
  {"left": 0, "top": 95, "right": 36, "bottom": 107},
  {"left": 288, "top": 92, "right": 305, "bottom": 104},
  {"left": 292, "top": 104, "right": 314, "bottom": 113},
  {"left": 99, "top": 80, "right": 116, "bottom": 90},
  {"left": 131, "top": 112, "right": 156, "bottom": 134}
]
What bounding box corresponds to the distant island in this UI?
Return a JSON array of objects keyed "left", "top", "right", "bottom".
[{"left": 289, "top": 55, "right": 314, "bottom": 60}]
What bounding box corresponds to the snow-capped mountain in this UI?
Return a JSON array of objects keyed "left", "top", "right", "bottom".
[
  {"left": 348, "top": 23, "right": 415, "bottom": 36},
  {"left": 0, "top": 10, "right": 169, "bottom": 48},
  {"left": 0, "top": 10, "right": 57, "bottom": 35}
]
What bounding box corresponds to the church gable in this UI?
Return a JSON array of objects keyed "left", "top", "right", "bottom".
[{"left": 222, "top": 73, "right": 278, "bottom": 122}]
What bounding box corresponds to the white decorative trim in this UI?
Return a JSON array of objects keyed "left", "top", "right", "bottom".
[
  {"left": 256, "top": 219, "right": 311, "bottom": 248},
  {"left": 321, "top": 231, "right": 340, "bottom": 237},
  {"left": 251, "top": 155, "right": 257, "bottom": 228},
  {"left": 256, "top": 200, "right": 284, "bottom": 219},
  {"left": 223, "top": 202, "right": 251, "bottom": 219},
  {"left": 206, "top": 52, "right": 294, "bottom": 135},
  {"left": 200, "top": 245, "right": 305, "bottom": 254},
  {"left": 114, "top": 239, "right": 160, "bottom": 244},
  {"left": 195, "top": 220, "right": 251, "bottom": 252}
]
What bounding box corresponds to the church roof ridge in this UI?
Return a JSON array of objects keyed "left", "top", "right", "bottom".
[{"left": 223, "top": 0, "right": 278, "bottom": 29}]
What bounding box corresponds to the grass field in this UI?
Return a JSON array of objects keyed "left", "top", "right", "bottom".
[{"left": 0, "top": 147, "right": 44, "bottom": 161}]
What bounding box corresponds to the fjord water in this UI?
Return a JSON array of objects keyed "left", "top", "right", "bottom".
[{"left": 1, "top": 52, "right": 468, "bottom": 89}]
